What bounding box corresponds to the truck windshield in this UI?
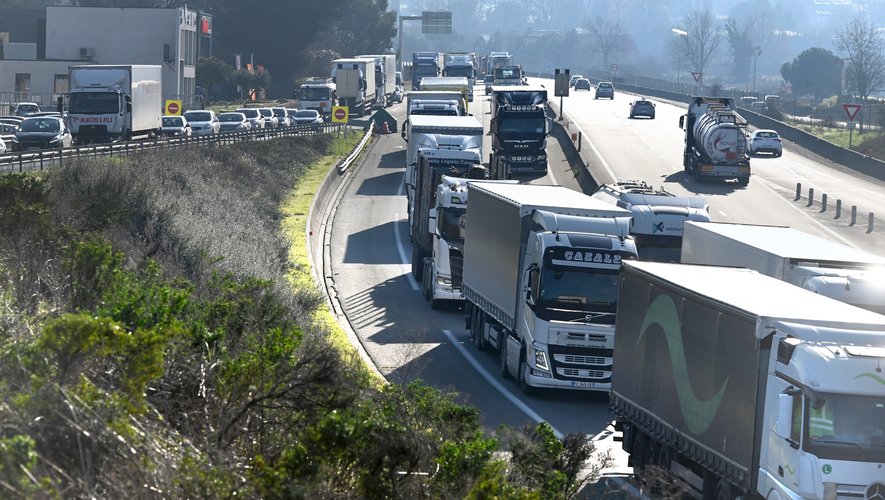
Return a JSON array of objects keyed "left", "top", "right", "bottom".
[
  {"left": 68, "top": 92, "right": 119, "bottom": 114},
  {"left": 445, "top": 68, "right": 473, "bottom": 78},
  {"left": 536, "top": 267, "right": 619, "bottom": 323},
  {"left": 300, "top": 88, "right": 331, "bottom": 100},
  {"left": 499, "top": 117, "right": 545, "bottom": 134},
  {"left": 438, "top": 207, "right": 466, "bottom": 243},
  {"left": 804, "top": 392, "right": 885, "bottom": 463}
]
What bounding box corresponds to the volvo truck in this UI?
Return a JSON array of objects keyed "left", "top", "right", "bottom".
[
  {"left": 330, "top": 58, "right": 376, "bottom": 117},
  {"left": 612, "top": 260, "right": 885, "bottom": 499},
  {"left": 680, "top": 221, "right": 885, "bottom": 313},
  {"left": 464, "top": 182, "right": 638, "bottom": 394},
  {"left": 67, "top": 65, "right": 162, "bottom": 144},
  {"left": 489, "top": 86, "right": 548, "bottom": 177},
  {"left": 679, "top": 97, "right": 751, "bottom": 185}
]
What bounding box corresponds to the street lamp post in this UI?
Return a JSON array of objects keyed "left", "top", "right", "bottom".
[
  {"left": 753, "top": 47, "right": 762, "bottom": 98},
  {"left": 671, "top": 28, "right": 687, "bottom": 93}
]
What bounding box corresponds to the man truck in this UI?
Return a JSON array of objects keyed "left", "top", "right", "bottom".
[
  {"left": 590, "top": 180, "right": 711, "bottom": 262},
  {"left": 409, "top": 148, "right": 486, "bottom": 299},
  {"left": 612, "top": 260, "right": 885, "bottom": 499},
  {"left": 463, "top": 182, "right": 638, "bottom": 394},
  {"left": 67, "top": 64, "right": 162, "bottom": 144},
  {"left": 296, "top": 78, "right": 336, "bottom": 118},
  {"left": 330, "top": 58, "right": 376, "bottom": 117},
  {"left": 680, "top": 221, "right": 885, "bottom": 313},
  {"left": 489, "top": 86, "right": 548, "bottom": 177},
  {"left": 411, "top": 52, "right": 443, "bottom": 90},
  {"left": 356, "top": 54, "right": 397, "bottom": 108},
  {"left": 679, "top": 97, "right": 751, "bottom": 185}
]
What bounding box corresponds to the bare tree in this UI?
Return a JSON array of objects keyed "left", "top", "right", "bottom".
[
  {"left": 671, "top": 10, "right": 721, "bottom": 85},
  {"left": 585, "top": 17, "right": 627, "bottom": 69},
  {"left": 836, "top": 15, "right": 885, "bottom": 100}
]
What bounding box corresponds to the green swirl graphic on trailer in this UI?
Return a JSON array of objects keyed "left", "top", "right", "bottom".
[
  {"left": 855, "top": 372, "right": 885, "bottom": 385},
  {"left": 638, "top": 295, "right": 730, "bottom": 435}
]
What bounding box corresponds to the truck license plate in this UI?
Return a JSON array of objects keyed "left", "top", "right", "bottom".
[{"left": 571, "top": 381, "right": 595, "bottom": 388}]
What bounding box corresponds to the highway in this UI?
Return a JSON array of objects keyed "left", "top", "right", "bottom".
[{"left": 322, "top": 81, "right": 885, "bottom": 484}]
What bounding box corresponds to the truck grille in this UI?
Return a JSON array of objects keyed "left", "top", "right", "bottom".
[
  {"left": 450, "top": 249, "right": 463, "bottom": 289},
  {"left": 560, "top": 368, "right": 607, "bottom": 379},
  {"left": 561, "top": 354, "right": 607, "bottom": 365},
  {"left": 548, "top": 345, "right": 612, "bottom": 382}
]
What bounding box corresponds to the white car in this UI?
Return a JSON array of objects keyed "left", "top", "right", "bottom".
[
  {"left": 258, "top": 107, "right": 278, "bottom": 128},
  {"left": 568, "top": 74, "right": 584, "bottom": 88},
  {"left": 747, "top": 129, "right": 782, "bottom": 157},
  {"left": 218, "top": 112, "right": 251, "bottom": 132},
  {"left": 235, "top": 108, "right": 264, "bottom": 129},
  {"left": 161, "top": 115, "right": 192, "bottom": 137},
  {"left": 183, "top": 110, "right": 220, "bottom": 135},
  {"left": 290, "top": 109, "right": 323, "bottom": 126},
  {"left": 272, "top": 107, "right": 290, "bottom": 127}
]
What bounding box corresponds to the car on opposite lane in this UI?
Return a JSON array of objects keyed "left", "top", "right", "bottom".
[
  {"left": 183, "top": 110, "right": 220, "bottom": 135},
  {"left": 218, "top": 112, "right": 251, "bottom": 133},
  {"left": 595, "top": 81, "right": 615, "bottom": 99},
  {"left": 11, "top": 116, "right": 72, "bottom": 151},
  {"left": 574, "top": 78, "right": 592, "bottom": 91},
  {"left": 628, "top": 99, "right": 656, "bottom": 119},
  {"left": 569, "top": 74, "right": 584, "bottom": 88},
  {"left": 747, "top": 129, "right": 782, "bottom": 157}
]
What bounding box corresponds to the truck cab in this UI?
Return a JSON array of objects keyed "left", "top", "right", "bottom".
[
  {"left": 489, "top": 86, "right": 548, "bottom": 177},
  {"left": 297, "top": 78, "right": 336, "bottom": 118}
]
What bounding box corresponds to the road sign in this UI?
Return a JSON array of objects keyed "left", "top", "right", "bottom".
[
  {"left": 610, "top": 63, "right": 619, "bottom": 73},
  {"left": 691, "top": 72, "right": 703, "bottom": 83},
  {"left": 165, "top": 99, "right": 182, "bottom": 115},
  {"left": 422, "top": 11, "right": 451, "bottom": 34},
  {"left": 843, "top": 103, "right": 862, "bottom": 122},
  {"left": 331, "top": 106, "right": 349, "bottom": 123}
]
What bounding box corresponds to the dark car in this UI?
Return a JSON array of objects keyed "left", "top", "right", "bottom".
[
  {"left": 629, "top": 99, "right": 656, "bottom": 119},
  {"left": 595, "top": 81, "right": 615, "bottom": 99},
  {"left": 574, "top": 78, "right": 592, "bottom": 91},
  {"left": 11, "top": 116, "right": 72, "bottom": 151}
]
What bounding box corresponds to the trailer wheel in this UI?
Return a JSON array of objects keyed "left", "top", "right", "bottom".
[
  {"left": 422, "top": 260, "right": 433, "bottom": 300},
  {"left": 411, "top": 245, "right": 426, "bottom": 282},
  {"left": 499, "top": 333, "right": 512, "bottom": 379},
  {"left": 714, "top": 479, "right": 738, "bottom": 500},
  {"left": 473, "top": 310, "right": 488, "bottom": 350}
]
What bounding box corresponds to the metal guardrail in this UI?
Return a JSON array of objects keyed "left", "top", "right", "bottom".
[
  {"left": 337, "top": 121, "right": 375, "bottom": 174},
  {"left": 0, "top": 121, "right": 343, "bottom": 174}
]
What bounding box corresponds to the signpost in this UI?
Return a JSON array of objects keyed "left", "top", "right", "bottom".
[
  {"left": 332, "top": 106, "right": 348, "bottom": 123},
  {"left": 843, "top": 103, "right": 862, "bottom": 147},
  {"left": 610, "top": 63, "right": 619, "bottom": 73},
  {"left": 691, "top": 72, "right": 702, "bottom": 83}
]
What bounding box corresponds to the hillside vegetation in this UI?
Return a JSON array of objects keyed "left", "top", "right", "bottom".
[{"left": 0, "top": 136, "right": 607, "bottom": 498}]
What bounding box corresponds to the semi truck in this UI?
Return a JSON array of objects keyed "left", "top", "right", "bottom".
[
  {"left": 356, "top": 54, "right": 397, "bottom": 107},
  {"left": 590, "top": 180, "right": 711, "bottom": 262},
  {"left": 296, "top": 78, "right": 336, "bottom": 118},
  {"left": 463, "top": 182, "right": 638, "bottom": 394},
  {"left": 489, "top": 86, "right": 548, "bottom": 177},
  {"left": 492, "top": 65, "right": 525, "bottom": 86},
  {"left": 67, "top": 65, "right": 162, "bottom": 144},
  {"left": 401, "top": 115, "right": 483, "bottom": 230},
  {"left": 330, "top": 58, "right": 376, "bottom": 117},
  {"left": 418, "top": 77, "right": 470, "bottom": 113},
  {"left": 611, "top": 260, "right": 885, "bottom": 499},
  {"left": 680, "top": 221, "right": 885, "bottom": 313},
  {"left": 480, "top": 51, "right": 512, "bottom": 77},
  {"left": 409, "top": 148, "right": 486, "bottom": 295},
  {"left": 411, "top": 52, "right": 444, "bottom": 90},
  {"left": 443, "top": 52, "right": 476, "bottom": 101},
  {"left": 406, "top": 90, "right": 467, "bottom": 117},
  {"left": 679, "top": 97, "right": 751, "bottom": 185}
]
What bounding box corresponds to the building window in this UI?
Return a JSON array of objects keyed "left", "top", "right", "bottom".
[
  {"left": 15, "top": 73, "right": 31, "bottom": 101},
  {"left": 54, "top": 74, "right": 69, "bottom": 94}
]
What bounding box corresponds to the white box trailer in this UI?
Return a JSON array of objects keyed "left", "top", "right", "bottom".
[
  {"left": 356, "top": 54, "right": 396, "bottom": 107},
  {"left": 681, "top": 221, "right": 885, "bottom": 313},
  {"left": 330, "top": 58, "right": 376, "bottom": 117}
]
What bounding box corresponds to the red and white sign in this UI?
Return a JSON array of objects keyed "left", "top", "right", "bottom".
[
  {"left": 691, "top": 72, "right": 703, "bottom": 83},
  {"left": 610, "top": 63, "right": 619, "bottom": 72},
  {"left": 843, "top": 104, "right": 862, "bottom": 122},
  {"left": 167, "top": 102, "right": 179, "bottom": 114},
  {"left": 334, "top": 108, "right": 346, "bottom": 120}
]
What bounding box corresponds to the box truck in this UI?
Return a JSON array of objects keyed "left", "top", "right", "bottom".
[
  {"left": 681, "top": 221, "right": 885, "bottom": 313},
  {"left": 356, "top": 54, "right": 397, "bottom": 108},
  {"left": 612, "top": 260, "right": 885, "bottom": 499},
  {"left": 463, "top": 182, "right": 638, "bottom": 394},
  {"left": 67, "top": 65, "right": 162, "bottom": 144},
  {"left": 330, "top": 58, "right": 376, "bottom": 117}
]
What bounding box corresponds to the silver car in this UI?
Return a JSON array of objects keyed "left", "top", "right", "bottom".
[
  {"left": 272, "top": 107, "right": 290, "bottom": 127},
  {"left": 183, "top": 110, "right": 220, "bottom": 135},
  {"left": 258, "top": 107, "right": 278, "bottom": 128},
  {"left": 235, "top": 108, "right": 264, "bottom": 129},
  {"left": 161, "top": 115, "right": 192, "bottom": 137},
  {"left": 218, "top": 112, "right": 251, "bottom": 132}
]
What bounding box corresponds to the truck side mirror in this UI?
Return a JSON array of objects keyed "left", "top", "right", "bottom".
[
  {"left": 125, "top": 95, "right": 132, "bottom": 113},
  {"left": 776, "top": 393, "right": 799, "bottom": 449},
  {"left": 678, "top": 115, "right": 685, "bottom": 129},
  {"left": 428, "top": 208, "right": 438, "bottom": 234}
]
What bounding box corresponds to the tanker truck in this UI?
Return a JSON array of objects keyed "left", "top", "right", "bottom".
[{"left": 678, "top": 97, "right": 751, "bottom": 185}]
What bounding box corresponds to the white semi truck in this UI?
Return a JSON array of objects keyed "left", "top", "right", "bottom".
[
  {"left": 679, "top": 97, "right": 751, "bottom": 185},
  {"left": 297, "top": 78, "right": 336, "bottom": 118},
  {"left": 680, "top": 221, "right": 885, "bottom": 313},
  {"left": 463, "top": 182, "right": 638, "bottom": 394},
  {"left": 330, "top": 58, "right": 376, "bottom": 117},
  {"left": 356, "top": 54, "right": 397, "bottom": 107},
  {"left": 590, "top": 180, "right": 711, "bottom": 262},
  {"left": 67, "top": 65, "right": 162, "bottom": 144},
  {"left": 612, "top": 260, "right": 885, "bottom": 499},
  {"left": 402, "top": 115, "right": 483, "bottom": 230}
]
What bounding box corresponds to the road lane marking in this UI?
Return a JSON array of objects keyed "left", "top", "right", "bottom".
[
  {"left": 442, "top": 329, "right": 563, "bottom": 438},
  {"left": 393, "top": 211, "right": 420, "bottom": 291}
]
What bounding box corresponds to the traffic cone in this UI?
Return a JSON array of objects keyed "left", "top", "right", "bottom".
[{"left": 383, "top": 122, "right": 390, "bottom": 134}]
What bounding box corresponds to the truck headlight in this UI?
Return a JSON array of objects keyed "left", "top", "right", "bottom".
[
  {"left": 537, "top": 154, "right": 546, "bottom": 161},
  {"left": 533, "top": 348, "right": 550, "bottom": 371}
]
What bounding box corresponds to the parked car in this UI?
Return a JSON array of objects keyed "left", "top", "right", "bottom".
[
  {"left": 11, "top": 116, "right": 72, "bottom": 151},
  {"left": 574, "top": 78, "right": 592, "bottom": 91},
  {"left": 258, "top": 107, "right": 278, "bottom": 128},
  {"left": 569, "top": 74, "right": 584, "bottom": 88},
  {"left": 218, "top": 112, "right": 251, "bottom": 132},
  {"left": 13, "top": 102, "right": 41, "bottom": 117},
  {"left": 594, "top": 81, "right": 615, "bottom": 99},
  {"left": 747, "top": 129, "right": 782, "bottom": 156},
  {"left": 272, "top": 107, "right": 290, "bottom": 127},
  {"left": 161, "top": 115, "right": 192, "bottom": 137},
  {"left": 628, "top": 99, "right": 656, "bottom": 119},
  {"left": 235, "top": 108, "right": 264, "bottom": 129},
  {"left": 484, "top": 75, "right": 495, "bottom": 95},
  {"left": 183, "top": 110, "right": 220, "bottom": 135}
]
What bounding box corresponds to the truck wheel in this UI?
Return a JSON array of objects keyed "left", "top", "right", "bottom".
[
  {"left": 518, "top": 349, "right": 537, "bottom": 397},
  {"left": 692, "top": 168, "right": 703, "bottom": 183},
  {"left": 411, "top": 246, "right": 425, "bottom": 282},
  {"left": 473, "top": 310, "right": 488, "bottom": 350},
  {"left": 737, "top": 177, "right": 749, "bottom": 186},
  {"left": 714, "top": 479, "right": 738, "bottom": 500},
  {"left": 422, "top": 260, "right": 432, "bottom": 300},
  {"left": 499, "top": 333, "right": 512, "bottom": 379}
]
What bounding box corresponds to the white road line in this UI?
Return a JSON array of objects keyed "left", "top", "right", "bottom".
[
  {"left": 577, "top": 120, "right": 617, "bottom": 182},
  {"left": 442, "top": 329, "right": 563, "bottom": 439}
]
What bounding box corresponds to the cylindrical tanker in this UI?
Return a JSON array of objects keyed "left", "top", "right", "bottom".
[{"left": 692, "top": 106, "right": 748, "bottom": 164}]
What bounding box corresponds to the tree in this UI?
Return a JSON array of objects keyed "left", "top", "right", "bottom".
[
  {"left": 231, "top": 67, "right": 271, "bottom": 101},
  {"left": 836, "top": 15, "right": 885, "bottom": 100},
  {"left": 313, "top": 0, "right": 397, "bottom": 57},
  {"left": 585, "top": 17, "right": 627, "bottom": 69},
  {"left": 195, "top": 57, "right": 232, "bottom": 106},
  {"left": 671, "top": 10, "right": 721, "bottom": 86},
  {"left": 780, "top": 47, "right": 843, "bottom": 99},
  {"left": 724, "top": 18, "right": 755, "bottom": 82}
]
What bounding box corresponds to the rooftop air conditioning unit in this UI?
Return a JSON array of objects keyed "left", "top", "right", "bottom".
[{"left": 79, "top": 47, "right": 94, "bottom": 59}]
